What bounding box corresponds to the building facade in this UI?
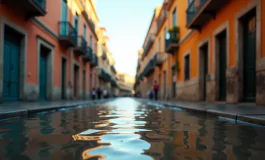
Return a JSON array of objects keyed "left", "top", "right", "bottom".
[
  {"left": 117, "top": 73, "right": 134, "bottom": 96},
  {"left": 0, "top": 0, "right": 117, "bottom": 102},
  {"left": 135, "top": 0, "right": 265, "bottom": 104}
]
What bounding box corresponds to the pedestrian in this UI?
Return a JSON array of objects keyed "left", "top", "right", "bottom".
[
  {"left": 91, "top": 88, "right": 96, "bottom": 100},
  {"left": 97, "top": 88, "right": 102, "bottom": 99},
  {"left": 103, "top": 89, "right": 108, "bottom": 99},
  {"left": 148, "top": 90, "right": 154, "bottom": 100},
  {"left": 153, "top": 80, "right": 159, "bottom": 100}
]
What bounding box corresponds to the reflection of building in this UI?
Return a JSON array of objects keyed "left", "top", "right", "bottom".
[
  {"left": 116, "top": 73, "right": 134, "bottom": 96},
  {"left": 135, "top": 0, "right": 265, "bottom": 105}
]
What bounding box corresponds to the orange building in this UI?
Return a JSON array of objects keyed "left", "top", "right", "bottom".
[
  {"left": 0, "top": 0, "right": 118, "bottom": 102},
  {"left": 135, "top": 0, "right": 265, "bottom": 104}
]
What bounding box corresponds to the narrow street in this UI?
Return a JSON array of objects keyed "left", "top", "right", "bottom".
[{"left": 1, "top": 98, "right": 265, "bottom": 159}]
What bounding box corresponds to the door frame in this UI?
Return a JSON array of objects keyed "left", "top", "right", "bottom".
[
  {"left": 37, "top": 38, "right": 54, "bottom": 100},
  {"left": 82, "top": 69, "right": 86, "bottom": 99},
  {"left": 72, "top": 62, "right": 80, "bottom": 99},
  {"left": 197, "top": 37, "right": 210, "bottom": 101},
  {"left": 235, "top": 0, "right": 261, "bottom": 102},
  {"left": 0, "top": 17, "right": 27, "bottom": 101},
  {"left": 213, "top": 21, "right": 230, "bottom": 101},
  {"left": 61, "top": 55, "right": 68, "bottom": 99}
]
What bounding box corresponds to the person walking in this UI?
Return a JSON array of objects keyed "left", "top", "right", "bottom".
[
  {"left": 91, "top": 88, "right": 96, "bottom": 100},
  {"left": 153, "top": 80, "right": 159, "bottom": 100},
  {"left": 97, "top": 88, "right": 102, "bottom": 99},
  {"left": 103, "top": 89, "right": 108, "bottom": 99}
]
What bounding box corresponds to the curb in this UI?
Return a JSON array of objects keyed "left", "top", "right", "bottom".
[
  {"left": 141, "top": 99, "right": 265, "bottom": 126},
  {"left": 0, "top": 99, "right": 110, "bottom": 120}
]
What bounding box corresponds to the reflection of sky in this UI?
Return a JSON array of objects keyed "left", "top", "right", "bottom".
[{"left": 79, "top": 98, "right": 152, "bottom": 159}]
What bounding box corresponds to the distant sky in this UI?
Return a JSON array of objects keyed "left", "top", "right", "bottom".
[{"left": 96, "top": 0, "right": 163, "bottom": 77}]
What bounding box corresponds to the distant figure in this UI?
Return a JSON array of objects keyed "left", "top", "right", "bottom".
[
  {"left": 92, "top": 88, "right": 96, "bottom": 100},
  {"left": 103, "top": 89, "right": 108, "bottom": 99},
  {"left": 153, "top": 80, "right": 159, "bottom": 100},
  {"left": 148, "top": 90, "right": 154, "bottom": 100},
  {"left": 97, "top": 88, "right": 102, "bottom": 99}
]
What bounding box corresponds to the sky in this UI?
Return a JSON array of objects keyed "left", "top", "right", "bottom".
[{"left": 96, "top": 0, "right": 163, "bottom": 77}]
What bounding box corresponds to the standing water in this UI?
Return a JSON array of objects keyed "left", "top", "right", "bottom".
[{"left": 0, "top": 98, "right": 265, "bottom": 160}]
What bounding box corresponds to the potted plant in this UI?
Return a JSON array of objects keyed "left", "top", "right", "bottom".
[{"left": 168, "top": 26, "right": 180, "bottom": 43}]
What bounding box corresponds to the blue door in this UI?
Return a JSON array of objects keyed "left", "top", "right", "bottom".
[
  {"left": 39, "top": 52, "right": 47, "bottom": 100},
  {"left": 61, "top": 0, "right": 68, "bottom": 35},
  {"left": 3, "top": 39, "right": 20, "bottom": 101}
]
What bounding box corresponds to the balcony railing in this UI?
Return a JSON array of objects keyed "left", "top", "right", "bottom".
[
  {"left": 142, "top": 60, "right": 155, "bottom": 77},
  {"left": 3, "top": 0, "right": 47, "bottom": 17},
  {"left": 98, "top": 69, "right": 111, "bottom": 82},
  {"left": 165, "top": 27, "right": 180, "bottom": 54},
  {"left": 154, "top": 52, "right": 165, "bottom": 66},
  {"left": 82, "top": 10, "right": 97, "bottom": 38},
  {"left": 83, "top": 47, "right": 93, "bottom": 62},
  {"left": 74, "top": 36, "right": 87, "bottom": 56},
  {"left": 186, "top": 0, "right": 229, "bottom": 29},
  {"left": 58, "top": 21, "right": 77, "bottom": 47},
  {"left": 142, "top": 34, "right": 155, "bottom": 60},
  {"left": 101, "top": 50, "right": 107, "bottom": 60},
  {"left": 90, "top": 54, "right": 98, "bottom": 67}
]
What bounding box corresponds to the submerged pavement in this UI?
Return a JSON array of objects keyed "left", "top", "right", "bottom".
[
  {"left": 0, "top": 99, "right": 109, "bottom": 119},
  {"left": 143, "top": 99, "right": 265, "bottom": 126},
  {"left": 0, "top": 98, "right": 265, "bottom": 126}
]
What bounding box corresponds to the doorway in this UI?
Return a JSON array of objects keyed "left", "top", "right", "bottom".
[
  {"left": 199, "top": 44, "right": 208, "bottom": 101},
  {"left": 73, "top": 65, "right": 79, "bottom": 98},
  {"left": 83, "top": 70, "right": 86, "bottom": 99},
  {"left": 39, "top": 46, "right": 50, "bottom": 100},
  {"left": 242, "top": 9, "right": 256, "bottom": 102},
  {"left": 61, "top": 58, "right": 67, "bottom": 99},
  {"left": 217, "top": 31, "right": 227, "bottom": 101},
  {"left": 3, "top": 27, "right": 21, "bottom": 101}
]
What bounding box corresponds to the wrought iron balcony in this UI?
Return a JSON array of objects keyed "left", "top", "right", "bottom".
[
  {"left": 98, "top": 69, "right": 111, "bottom": 82},
  {"left": 111, "top": 78, "right": 118, "bottom": 87},
  {"left": 82, "top": 10, "right": 97, "bottom": 39},
  {"left": 90, "top": 54, "right": 98, "bottom": 67},
  {"left": 74, "top": 36, "right": 87, "bottom": 56},
  {"left": 142, "top": 59, "right": 155, "bottom": 77},
  {"left": 2, "top": 0, "right": 47, "bottom": 18},
  {"left": 101, "top": 50, "right": 107, "bottom": 60},
  {"left": 186, "top": 0, "right": 229, "bottom": 29},
  {"left": 58, "top": 21, "right": 77, "bottom": 48},
  {"left": 83, "top": 47, "right": 93, "bottom": 62},
  {"left": 154, "top": 52, "right": 166, "bottom": 66},
  {"left": 165, "top": 27, "right": 180, "bottom": 54},
  {"left": 141, "top": 34, "right": 155, "bottom": 60}
]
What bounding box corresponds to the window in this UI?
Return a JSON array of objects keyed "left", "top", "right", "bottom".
[
  {"left": 172, "top": 8, "right": 177, "bottom": 27},
  {"left": 184, "top": 54, "right": 190, "bottom": 80},
  {"left": 74, "top": 14, "right": 79, "bottom": 33},
  {"left": 83, "top": 24, "right": 86, "bottom": 38},
  {"left": 94, "top": 43, "right": 97, "bottom": 53},
  {"left": 90, "top": 35, "right": 92, "bottom": 47}
]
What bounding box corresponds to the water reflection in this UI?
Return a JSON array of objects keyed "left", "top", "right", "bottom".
[{"left": 0, "top": 98, "right": 265, "bottom": 160}]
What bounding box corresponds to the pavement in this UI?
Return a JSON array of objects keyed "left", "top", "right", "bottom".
[
  {"left": 0, "top": 99, "right": 109, "bottom": 119},
  {"left": 141, "top": 99, "right": 265, "bottom": 126},
  {"left": 1, "top": 98, "right": 265, "bottom": 126}
]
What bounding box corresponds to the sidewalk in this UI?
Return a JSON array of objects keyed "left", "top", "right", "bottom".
[
  {"left": 142, "top": 99, "right": 265, "bottom": 126},
  {"left": 0, "top": 99, "right": 109, "bottom": 119}
]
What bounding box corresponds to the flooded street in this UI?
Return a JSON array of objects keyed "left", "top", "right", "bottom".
[{"left": 0, "top": 98, "right": 265, "bottom": 160}]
